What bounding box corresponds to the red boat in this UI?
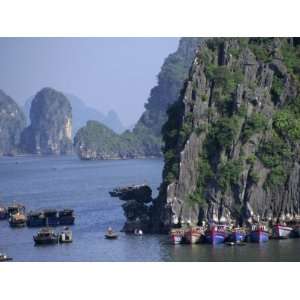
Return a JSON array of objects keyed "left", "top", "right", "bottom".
[
  {"left": 272, "top": 224, "right": 293, "bottom": 239},
  {"left": 184, "top": 226, "right": 204, "bottom": 244}
]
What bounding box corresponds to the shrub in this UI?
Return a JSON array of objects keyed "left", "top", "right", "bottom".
[{"left": 241, "top": 112, "right": 267, "bottom": 142}]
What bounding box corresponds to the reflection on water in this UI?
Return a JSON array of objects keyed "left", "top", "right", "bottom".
[{"left": 0, "top": 155, "right": 300, "bottom": 261}]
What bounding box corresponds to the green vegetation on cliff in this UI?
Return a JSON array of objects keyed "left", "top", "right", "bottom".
[{"left": 159, "top": 38, "right": 300, "bottom": 229}]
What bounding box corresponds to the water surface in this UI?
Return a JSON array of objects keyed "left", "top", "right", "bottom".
[{"left": 0, "top": 155, "right": 299, "bottom": 262}]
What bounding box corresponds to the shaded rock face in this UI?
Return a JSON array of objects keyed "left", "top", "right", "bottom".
[
  {"left": 0, "top": 90, "right": 26, "bottom": 156},
  {"left": 109, "top": 185, "right": 153, "bottom": 233},
  {"left": 21, "top": 88, "right": 72, "bottom": 155},
  {"left": 154, "top": 38, "right": 300, "bottom": 232}
]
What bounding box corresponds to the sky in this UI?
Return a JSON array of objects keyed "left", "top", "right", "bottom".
[{"left": 0, "top": 37, "right": 179, "bottom": 127}]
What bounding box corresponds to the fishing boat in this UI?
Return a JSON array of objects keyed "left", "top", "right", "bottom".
[
  {"left": 59, "top": 227, "right": 73, "bottom": 243},
  {"left": 272, "top": 224, "right": 293, "bottom": 239},
  {"left": 27, "top": 211, "right": 46, "bottom": 227},
  {"left": 33, "top": 227, "right": 59, "bottom": 245},
  {"left": 58, "top": 209, "right": 75, "bottom": 225},
  {"left": 9, "top": 212, "right": 27, "bottom": 228},
  {"left": 7, "top": 203, "right": 25, "bottom": 216},
  {"left": 229, "top": 227, "right": 246, "bottom": 242},
  {"left": 184, "top": 226, "right": 204, "bottom": 244},
  {"left": 0, "top": 253, "right": 12, "bottom": 262},
  {"left": 43, "top": 209, "right": 59, "bottom": 226},
  {"left": 169, "top": 228, "right": 185, "bottom": 244},
  {"left": 249, "top": 224, "right": 269, "bottom": 243},
  {"left": 205, "top": 224, "right": 229, "bottom": 244},
  {"left": 0, "top": 206, "right": 7, "bottom": 220},
  {"left": 105, "top": 227, "right": 118, "bottom": 239}
]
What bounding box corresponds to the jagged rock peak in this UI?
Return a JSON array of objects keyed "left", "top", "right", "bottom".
[
  {"left": 20, "top": 87, "right": 72, "bottom": 155},
  {"left": 0, "top": 90, "right": 26, "bottom": 156}
]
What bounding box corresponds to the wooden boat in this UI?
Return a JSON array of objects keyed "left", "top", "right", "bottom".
[
  {"left": 105, "top": 227, "right": 118, "bottom": 239},
  {"left": 59, "top": 227, "right": 73, "bottom": 243},
  {"left": 205, "top": 224, "right": 229, "bottom": 244},
  {"left": 0, "top": 253, "right": 12, "bottom": 262},
  {"left": 272, "top": 224, "right": 293, "bottom": 239},
  {"left": 249, "top": 224, "right": 269, "bottom": 243},
  {"left": 9, "top": 212, "right": 27, "bottom": 228},
  {"left": 184, "top": 226, "right": 204, "bottom": 244},
  {"left": 7, "top": 203, "right": 25, "bottom": 216},
  {"left": 58, "top": 209, "right": 75, "bottom": 225},
  {"left": 33, "top": 228, "right": 59, "bottom": 245},
  {"left": 169, "top": 228, "right": 185, "bottom": 244},
  {"left": 229, "top": 227, "right": 246, "bottom": 242}
]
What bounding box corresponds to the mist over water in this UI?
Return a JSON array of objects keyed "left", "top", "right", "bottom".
[{"left": 0, "top": 156, "right": 299, "bottom": 262}]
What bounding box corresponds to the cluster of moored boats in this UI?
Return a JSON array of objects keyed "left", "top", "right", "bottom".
[
  {"left": 0, "top": 203, "right": 75, "bottom": 255},
  {"left": 169, "top": 222, "right": 299, "bottom": 245},
  {"left": 0, "top": 203, "right": 75, "bottom": 228}
]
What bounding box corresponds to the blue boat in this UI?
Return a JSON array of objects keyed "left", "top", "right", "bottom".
[
  {"left": 229, "top": 228, "right": 246, "bottom": 242},
  {"left": 249, "top": 224, "right": 269, "bottom": 243},
  {"left": 43, "top": 209, "right": 59, "bottom": 227},
  {"left": 27, "top": 211, "right": 46, "bottom": 227},
  {"left": 205, "top": 224, "right": 228, "bottom": 244}
]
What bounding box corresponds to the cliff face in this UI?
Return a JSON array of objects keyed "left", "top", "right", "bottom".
[
  {"left": 20, "top": 88, "right": 72, "bottom": 155},
  {"left": 75, "top": 38, "right": 203, "bottom": 160},
  {"left": 154, "top": 38, "right": 300, "bottom": 232},
  {"left": 0, "top": 90, "right": 26, "bottom": 156}
]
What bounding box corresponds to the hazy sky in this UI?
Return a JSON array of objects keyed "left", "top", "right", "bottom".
[{"left": 0, "top": 37, "right": 179, "bottom": 127}]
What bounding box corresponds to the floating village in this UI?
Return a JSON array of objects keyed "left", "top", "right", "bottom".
[{"left": 1, "top": 184, "right": 300, "bottom": 261}]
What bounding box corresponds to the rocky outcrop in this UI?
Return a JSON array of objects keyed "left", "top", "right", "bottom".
[
  {"left": 20, "top": 88, "right": 72, "bottom": 155},
  {"left": 0, "top": 90, "right": 26, "bottom": 156},
  {"left": 152, "top": 38, "right": 300, "bottom": 233},
  {"left": 109, "top": 185, "right": 153, "bottom": 232}
]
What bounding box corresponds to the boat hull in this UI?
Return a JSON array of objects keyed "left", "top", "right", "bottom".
[
  {"left": 250, "top": 230, "right": 269, "bottom": 243},
  {"left": 229, "top": 231, "right": 246, "bottom": 242},
  {"left": 272, "top": 225, "right": 292, "bottom": 239},
  {"left": 170, "top": 234, "right": 183, "bottom": 244},
  {"left": 59, "top": 216, "right": 75, "bottom": 226},
  {"left": 33, "top": 237, "right": 59, "bottom": 245},
  {"left": 205, "top": 231, "right": 227, "bottom": 244}
]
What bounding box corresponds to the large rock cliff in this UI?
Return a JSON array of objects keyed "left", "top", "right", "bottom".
[
  {"left": 0, "top": 90, "right": 26, "bottom": 156},
  {"left": 153, "top": 38, "right": 300, "bottom": 232},
  {"left": 75, "top": 38, "right": 203, "bottom": 160},
  {"left": 20, "top": 88, "right": 72, "bottom": 155}
]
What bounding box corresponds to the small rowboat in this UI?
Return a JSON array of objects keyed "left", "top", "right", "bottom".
[{"left": 105, "top": 233, "right": 118, "bottom": 239}]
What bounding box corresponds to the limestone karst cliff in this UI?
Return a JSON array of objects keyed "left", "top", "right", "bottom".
[
  {"left": 20, "top": 87, "right": 72, "bottom": 155},
  {"left": 153, "top": 37, "right": 300, "bottom": 232},
  {"left": 0, "top": 90, "right": 26, "bottom": 156}
]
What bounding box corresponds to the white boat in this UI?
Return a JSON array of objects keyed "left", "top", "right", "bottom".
[
  {"left": 59, "top": 227, "right": 73, "bottom": 243},
  {"left": 272, "top": 224, "right": 293, "bottom": 239}
]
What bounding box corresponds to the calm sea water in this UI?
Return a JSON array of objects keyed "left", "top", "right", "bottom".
[{"left": 0, "top": 155, "right": 300, "bottom": 262}]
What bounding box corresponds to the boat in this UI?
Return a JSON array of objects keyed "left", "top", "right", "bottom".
[
  {"left": 105, "top": 227, "right": 118, "bottom": 239},
  {"left": 205, "top": 224, "right": 229, "bottom": 244},
  {"left": 59, "top": 227, "right": 73, "bottom": 243},
  {"left": 134, "top": 229, "right": 143, "bottom": 236},
  {"left": 0, "top": 253, "right": 13, "bottom": 262},
  {"left": 0, "top": 206, "right": 7, "bottom": 220},
  {"left": 169, "top": 228, "right": 185, "bottom": 244},
  {"left": 9, "top": 212, "right": 27, "bottom": 228},
  {"left": 7, "top": 203, "right": 25, "bottom": 216},
  {"left": 27, "top": 211, "right": 46, "bottom": 227},
  {"left": 249, "top": 224, "right": 269, "bottom": 243},
  {"left": 272, "top": 224, "right": 293, "bottom": 239},
  {"left": 58, "top": 209, "right": 75, "bottom": 226},
  {"left": 43, "top": 209, "right": 59, "bottom": 226},
  {"left": 184, "top": 226, "right": 204, "bottom": 244},
  {"left": 33, "top": 227, "right": 59, "bottom": 245},
  {"left": 229, "top": 227, "right": 246, "bottom": 242}
]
